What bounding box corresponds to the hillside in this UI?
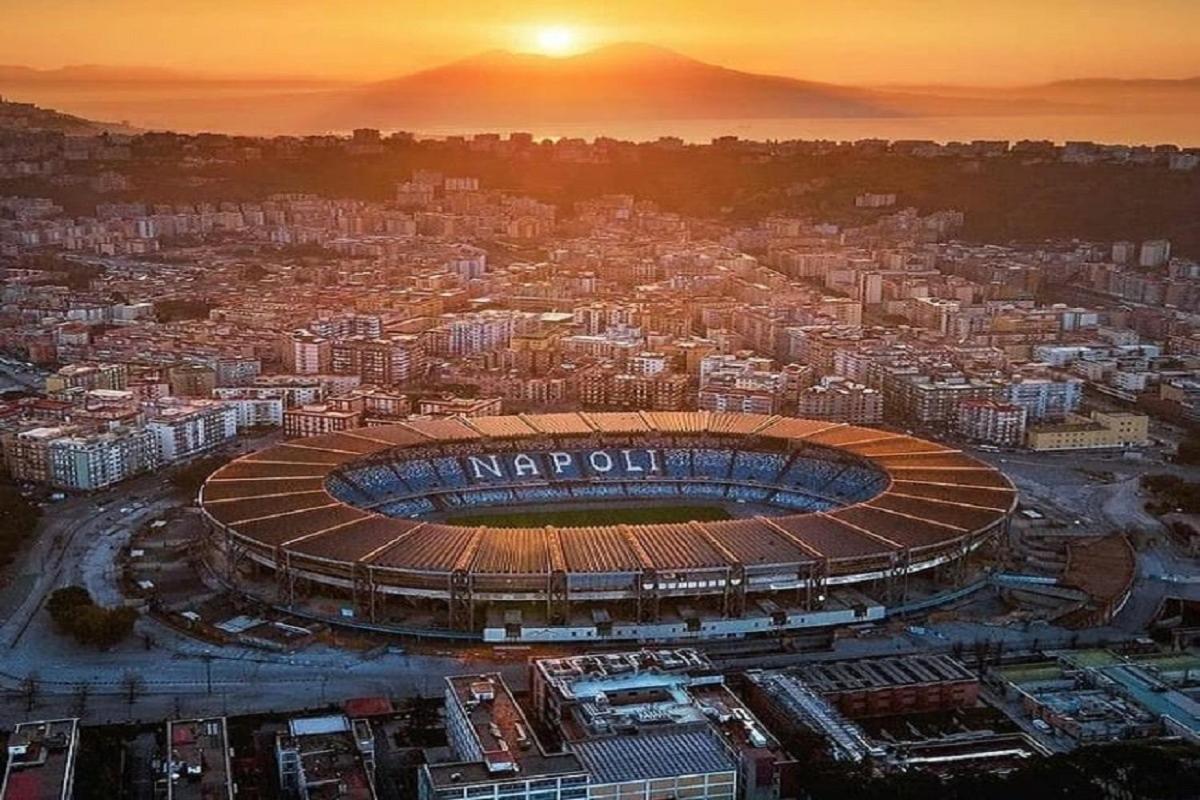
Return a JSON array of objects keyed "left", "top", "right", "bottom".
[{"left": 0, "top": 98, "right": 133, "bottom": 134}]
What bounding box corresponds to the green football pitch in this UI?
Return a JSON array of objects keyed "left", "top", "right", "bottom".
[{"left": 445, "top": 504, "right": 732, "bottom": 528}]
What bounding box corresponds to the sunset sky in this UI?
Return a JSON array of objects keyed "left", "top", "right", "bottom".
[{"left": 4, "top": 0, "right": 1199, "bottom": 86}]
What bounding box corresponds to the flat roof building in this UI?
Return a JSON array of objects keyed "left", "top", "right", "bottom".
[
  {"left": 784, "top": 654, "right": 979, "bottom": 718},
  {"left": 422, "top": 674, "right": 588, "bottom": 800},
  {"left": 0, "top": 719, "right": 79, "bottom": 800},
  {"left": 276, "top": 714, "right": 377, "bottom": 800},
  {"left": 165, "top": 717, "right": 234, "bottom": 800},
  {"left": 529, "top": 649, "right": 788, "bottom": 800},
  {"left": 1026, "top": 411, "right": 1149, "bottom": 452}
]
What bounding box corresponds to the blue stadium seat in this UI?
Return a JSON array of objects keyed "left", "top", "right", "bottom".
[
  {"left": 771, "top": 491, "right": 833, "bottom": 512},
  {"left": 324, "top": 473, "right": 373, "bottom": 505},
  {"left": 377, "top": 497, "right": 435, "bottom": 518},
  {"left": 824, "top": 465, "right": 884, "bottom": 503},
  {"left": 692, "top": 449, "right": 733, "bottom": 480},
  {"left": 343, "top": 463, "right": 408, "bottom": 503},
  {"left": 433, "top": 457, "right": 468, "bottom": 488},
  {"left": 625, "top": 482, "right": 680, "bottom": 498},
  {"left": 731, "top": 451, "right": 787, "bottom": 484},
  {"left": 457, "top": 488, "right": 516, "bottom": 507},
  {"left": 570, "top": 484, "right": 627, "bottom": 500},
  {"left": 393, "top": 459, "right": 440, "bottom": 493},
  {"left": 681, "top": 483, "right": 728, "bottom": 499},
  {"left": 664, "top": 449, "right": 692, "bottom": 478},
  {"left": 778, "top": 456, "right": 840, "bottom": 495},
  {"left": 515, "top": 486, "right": 573, "bottom": 503},
  {"left": 727, "top": 485, "right": 772, "bottom": 503}
]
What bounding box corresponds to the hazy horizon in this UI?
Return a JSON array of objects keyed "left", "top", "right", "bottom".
[
  {"left": 4, "top": 0, "right": 1200, "bottom": 86},
  {"left": 1, "top": 40, "right": 1199, "bottom": 90},
  {"left": 3, "top": 39, "right": 1200, "bottom": 145}
]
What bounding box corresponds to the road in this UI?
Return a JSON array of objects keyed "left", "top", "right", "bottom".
[{"left": 0, "top": 474, "right": 525, "bottom": 725}]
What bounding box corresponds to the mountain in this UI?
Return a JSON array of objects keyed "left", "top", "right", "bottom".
[
  {"left": 318, "top": 43, "right": 1080, "bottom": 129},
  {"left": 0, "top": 64, "right": 342, "bottom": 88},
  {"left": 876, "top": 76, "right": 1200, "bottom": 114},
  {"left": 0, "top": 45, "right": 1189, "bottom": 136},
  {"left": 0, "top": 65, "right": 347, "bottom": 135}
]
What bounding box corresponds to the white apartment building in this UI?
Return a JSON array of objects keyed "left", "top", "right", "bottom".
[
  {"left": 1005, "top": 376, "right": 1083, "bottom": 421},
  {"left": 287, "top": 331, "right": 332, "bottom": 375},
  {"left": 47, "top": 427, "right": 162, "bottom": 490},
  {"left": 221, "top": 396, "right": 285, "bottom": 430},
  {"left": 428, "top": 312, "right": 517, "bottom": 357},
  {"left": 147, "top": 399, "right": 238, "bottom": 462}
]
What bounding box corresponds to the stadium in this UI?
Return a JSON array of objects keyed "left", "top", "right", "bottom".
[{"left": 198, "top": 412, "right": 1017, "bottom": 643}]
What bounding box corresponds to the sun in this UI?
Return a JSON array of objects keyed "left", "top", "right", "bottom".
[{"left": 535, "top": 25, "right": 576, "bottom": 56}]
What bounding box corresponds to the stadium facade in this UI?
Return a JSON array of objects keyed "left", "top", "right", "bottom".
[{"left": 199, "top": 412, "right": 1016, "bottom": 642}]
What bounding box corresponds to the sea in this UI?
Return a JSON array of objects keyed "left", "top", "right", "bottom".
[{"left": 408, "top": 114, "right": 1200, "bottom": 148}]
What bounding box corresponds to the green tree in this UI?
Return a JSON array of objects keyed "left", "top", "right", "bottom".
[
  {"left": 46, "top": 585, "right": 93, "bottom": 630},
  {"left": 46, "top": 585, "right": 138, "bottom": 648},
  {"left": 0, "top": 483, "right": 41, "bottom": 566},
  {"left": 1177, "top": 434, "right": 1200, "bottom": 465}
]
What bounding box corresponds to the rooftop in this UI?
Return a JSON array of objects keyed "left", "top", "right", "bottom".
[
  {"left": 278, "top": 715, "right": 376, "bottom": 800},
  {"left": 569, "top": 727, "right": 736, "bottom": 785},
  {"left": 789, "top": 654, "right": 976, "bottom": 694},
  {"left": 165, "top": 718, "right": 233, "bottom": 800},
  {"left": 432, "top": 674, "right": 584, "bottom": 788},
  {"left": 0, "top": 719, "right": 79, "bottom": 800}
]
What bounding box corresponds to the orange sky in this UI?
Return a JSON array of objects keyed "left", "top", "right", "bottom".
[{"left": 5, "top": 0, "right": 1199, "bottom": 85}]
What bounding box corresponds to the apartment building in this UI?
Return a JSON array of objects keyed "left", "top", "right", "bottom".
[
  {"left": 796, "top": 378, "right": 883, "bottom": 424},
  {"left": 164, "top": 717, "right": 234, "bottom": 800},
  {"left": 47, "top": 426, "right": 162, "bottom": 490},
  {"left": 330, "top": 334, "right": 426, "bottom": 386},
  {"left": 956, "top": 399, "right": 1027, "bottom": 447},
  {"left": 45, "top": 362, "right": 128, "bottom": 398},
  {"left": 577, "top": 364, "right": 689, "bottom": 411},
  {"left": 1005, "top": 375, "right": 1083, "bottom": 421},
  {"left": 276, "top": 715, "right": 376, "bottom": 800},
  {"left": 698, "top": 381, "right": 779, "bottom": 415},
  {"left": 0, "top": 719, "right": 79, "bottom": 800},
  {"left": 418, "top": 395, "right": 501, "bottom": 418},
  {"left": 283, "top": 403, "right": 364, "bottom": 438},
  {"left": 426, "top": 311, "right": 517, "bottom": 357},
  {"left": 146, "top": 399, "right": 238, "bottom": 461},
  {"left": 286, "top": 331, "right": 332, "bottom": 375},
  {"left": 1026, "top": 411, "right": 1150, "bottom": 452},
  {"left": 167, "top": 363, "right": 217, "bottom": 398}
]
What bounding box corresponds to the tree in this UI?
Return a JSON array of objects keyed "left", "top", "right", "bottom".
[
  {"left": 0, "top": 482, "right": 41, "bottom": 567},
  {"left": 18, "top": 672, "right": 39, "bottom": 712},
  {"left": 46, "top": 585, "right": 93, "bottom": 629},
  {"left": 70, "top": 681, "right": 91, "bottom": 718},
  {"left": 120, "top": 670, "right": 146, "bottom": 708},
  {"left": 72, "top": 604, "right": 138, "bottom": 648},
  {"left": 1177, "top": 434, "right": 1200, "bottom": 466},
  {"left": 46, "top": 585, "right": 138, "bottom": 648}
]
